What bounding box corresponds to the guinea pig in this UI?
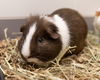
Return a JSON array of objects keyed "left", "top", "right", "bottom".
[
  {"left": 18, "top": 8, "right": 88, "bottom": 65},
  {"left": 93, "top": 8, "right": 100, "bottom": 41}
]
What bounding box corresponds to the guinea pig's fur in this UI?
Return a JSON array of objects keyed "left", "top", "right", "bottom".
[
  {"left": 18, "top": 8, "right": 88, "bottom": 65},
  {"left": 95, "top": 8, "right": 100, "bottom": 16},
  {"left": 93, "top": 8, "right": 100, "bottom": 42}
]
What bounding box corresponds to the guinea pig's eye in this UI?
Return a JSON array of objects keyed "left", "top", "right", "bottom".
[{"left": 38, "top": 37, "right": 44, "bottom": 43}]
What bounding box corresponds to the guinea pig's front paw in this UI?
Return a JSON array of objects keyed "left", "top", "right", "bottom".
[
  {"left": 26, "top": 58, "right": 52, "bottom": 68},
  {"left": 33, "top": 62, "right": 52, "bottom": 68}
]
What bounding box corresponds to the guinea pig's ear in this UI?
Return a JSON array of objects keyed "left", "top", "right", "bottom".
[
  {"left": 47, "top": 24, "right": 60, "bottom": 39},
  {"left": 20, "top": 24, "right": 26, "bottom": 32}
]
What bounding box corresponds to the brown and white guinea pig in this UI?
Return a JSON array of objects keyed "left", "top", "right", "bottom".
[{"left": 18, "top": 8, "right": 88, "bottom": 65}]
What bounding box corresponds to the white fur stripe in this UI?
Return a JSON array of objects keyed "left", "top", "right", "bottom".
[
  {"left": 53, "top": 15, "right": 70, "bottom": 50},
  {"left": 21, "top": 23, "right": 36, "bottom": 58},
  {"left": 45, "top": 15, "right": 70, "bottom": 50},
  {"left": 46, "top": 15, "right": 70, "bottom": 61}
]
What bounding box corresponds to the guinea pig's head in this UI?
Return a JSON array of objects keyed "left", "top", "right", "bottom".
[
  {"left": 96, "top": 8, "right": 100, "bottom": 16},
  {"left": 18, "top": 16, "right": 62, "bottom": 65}
]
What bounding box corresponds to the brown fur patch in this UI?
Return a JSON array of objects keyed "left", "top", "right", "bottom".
[{"left": 96, "top": 11, "right": 100, "bottom": 16}]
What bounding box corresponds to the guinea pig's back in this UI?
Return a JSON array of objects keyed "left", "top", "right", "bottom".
[{"left": 51, "top": 8, "right": 88, "bottom": 54}]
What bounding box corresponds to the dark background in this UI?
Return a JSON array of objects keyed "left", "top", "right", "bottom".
[{"left": 0, "top": 17, "right": 94, "bottom": 40}]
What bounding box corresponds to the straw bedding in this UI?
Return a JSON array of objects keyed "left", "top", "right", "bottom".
[{"left": 0, "top": 30, "right": 100, "bottom": 80}]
